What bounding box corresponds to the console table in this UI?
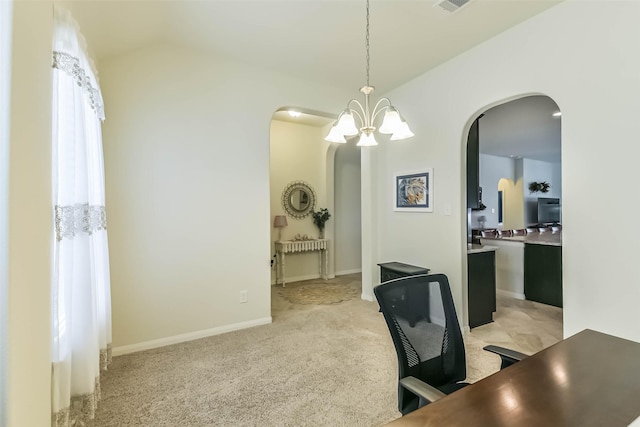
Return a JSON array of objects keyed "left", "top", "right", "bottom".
[{"left": 275, "top": 239, "right": 328, "bottom": 287}]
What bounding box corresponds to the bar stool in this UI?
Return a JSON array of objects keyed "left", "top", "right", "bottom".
[{"left": 481, "top": 229, "right": 498, "bottom": 238}]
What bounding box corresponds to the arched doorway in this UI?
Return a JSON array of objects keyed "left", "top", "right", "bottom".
[
  {"left": 465, "top": 95, "right": 563, "bottom": 353},
  {"left": 268, "top": 107, "right": 362, "bottom": 314}
]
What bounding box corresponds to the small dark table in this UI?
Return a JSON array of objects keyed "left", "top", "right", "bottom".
[
  {"left": 378, "top": 262, "right": 430, "bottom": 282},
  {"left": 377, "top": 262, "right": 431, "bottom": 322}
]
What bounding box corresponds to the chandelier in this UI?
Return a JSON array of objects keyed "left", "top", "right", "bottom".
[{"left": 325, "top": 0, "right": 414, "bottom": 146}]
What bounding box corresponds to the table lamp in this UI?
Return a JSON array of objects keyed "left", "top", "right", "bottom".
[{"left": 273, "top": 215, "right": 288, "bottom": 241}]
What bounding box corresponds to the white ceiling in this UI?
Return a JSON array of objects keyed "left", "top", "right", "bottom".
[
  {"left": 65, "top": 0, "right": 563, "bottom": 93},
  {"left": 64, "top": 0, "right": 564, "bottom": 161},
  {"left": 272, "top": 108, "right": 335, "bottom": 127},
  {"left": 480, "top": 95, "right": 561, "bottom": 163}
]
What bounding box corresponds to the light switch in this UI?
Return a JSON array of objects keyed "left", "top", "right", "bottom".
[
  {"left": 444, "top": 204, "right": 452, "bottom": 216},
  {"left": 491, "top": 208, "right": 495, "bottom": 213}
]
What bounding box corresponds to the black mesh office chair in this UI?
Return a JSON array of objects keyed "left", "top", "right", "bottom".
[{"left": 374, "top": 273, "right": 528, "bottom": 415}]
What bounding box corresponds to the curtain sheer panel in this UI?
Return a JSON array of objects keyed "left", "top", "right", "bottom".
[
  {"left": 0, "top": 1, "right": 12, "bottom": 425},
  {"left": 51, "top": 8, "right": 112, "bottom": 427}
]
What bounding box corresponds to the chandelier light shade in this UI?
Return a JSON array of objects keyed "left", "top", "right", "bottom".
[
  {"left": 325, "top": 0, "right": 414, "bottom": 147},
  {"left": 325, "top": 124, "right": 347, "bottom": 143}
]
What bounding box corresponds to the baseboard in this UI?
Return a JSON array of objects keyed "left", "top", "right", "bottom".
[
  {"left": 335, "top": 268, "right": 362, "bottom": 276},
  {"left": 281, "top": 273, "right": 322, "bottom": 284},
  {"left": 361, "top": 292, "right": 374, "bottom": 302},
  {"left": 271, "top": 273, "right": 337, "bottom": 286},
  {"left": 497, "top": 289, "right": 525, "bottom": 300},
  {"left": 112, "top": 317, "right": 272, "bottom": 356}
]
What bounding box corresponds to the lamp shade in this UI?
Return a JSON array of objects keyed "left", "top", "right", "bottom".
[
  {"left": 336, "top": 111, "right": 359, "bottom": 136},
  {"left": 390, "top": 120, "right": 415, "bottom": 141},
  {"left": 357, "top": 132, "right": 378, "bottom": 147},
  {"left": 273, "top": 215, "right": 288, "bottom": 228},
  {"left": 378, "top": 108, "right": 402, "bottom": 134},
  {"left": 325, "top": 123, "right": 347, "bottom": 143}
]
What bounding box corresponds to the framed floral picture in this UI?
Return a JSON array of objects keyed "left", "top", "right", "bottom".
[{"left": 394, "top": 169, "right": 433, "bottom": 212}]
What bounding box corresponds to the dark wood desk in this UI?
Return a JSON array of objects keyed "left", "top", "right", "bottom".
[{"left": 386, "top": 329, "right": 640, "bottom": 427}]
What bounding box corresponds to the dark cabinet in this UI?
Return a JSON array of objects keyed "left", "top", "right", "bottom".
[
  {"left": 378, "top": 262, "right": 430, "bottom": 282},
  {"left": 467, "top": 117, "right": 481, "bottom": 209},
  {"left": 524, "top": 244, "right": 563, "bottom": 307},
  {"left": 377, "top": 262, "right": 431, "bottom": 324},
  {"left": 468, "top": 251, "right": 496, "bottom": 328}
]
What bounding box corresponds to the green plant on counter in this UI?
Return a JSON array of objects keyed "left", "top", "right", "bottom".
[{"left": 528, "top": 181, "right": 550, "bottom": 193}]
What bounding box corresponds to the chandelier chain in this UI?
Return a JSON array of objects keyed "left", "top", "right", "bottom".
[
  {"left": 365, "top": 0, "right": 370, "bottom": 87},
  {"left": 324, "top": 0, "right": 413, "bottom": 145}
]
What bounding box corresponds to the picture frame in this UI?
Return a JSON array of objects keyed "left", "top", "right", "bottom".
[{"left": 394, "top": 169, "right": 433, "bottom": 212}]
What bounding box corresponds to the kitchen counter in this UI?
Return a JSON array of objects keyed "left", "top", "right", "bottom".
[
  {"left": 482, "top": 231, "right": 562, "bottom": 247},
  {"left": 467, "top": 244, "right": 498, "bottom": 254}
]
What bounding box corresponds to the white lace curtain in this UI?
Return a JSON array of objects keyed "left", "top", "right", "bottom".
[
  {"left": 0, "top": 2, "right": 12, "bottom": 425},
  {"left": 51, "top": 7, "right": 112, "bottom": 427}
]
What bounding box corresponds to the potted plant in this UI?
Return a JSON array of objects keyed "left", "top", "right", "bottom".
[
  {"left": 312, "top": 208, "right": 331, "bottom": 238},
  {"left": 528, "top": 181, "right": 551, "bottom": 193}
]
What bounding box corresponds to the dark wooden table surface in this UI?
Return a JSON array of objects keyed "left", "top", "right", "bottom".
[{"left": 386, "top": 329, "right": 640, "bottom": 427}]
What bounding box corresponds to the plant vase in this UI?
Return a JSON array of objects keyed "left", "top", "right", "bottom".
[{"left": 312, "top": 208, "right": 331, "bottom": 240}]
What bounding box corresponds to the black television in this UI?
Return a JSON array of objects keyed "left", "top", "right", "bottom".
[{"left": 537, "top": 197, "right": 561, "bottom": 224}]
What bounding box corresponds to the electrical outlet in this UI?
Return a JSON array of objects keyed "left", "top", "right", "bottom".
[{"left": 240, "top": 290, "right": 248, "bottom": 303}]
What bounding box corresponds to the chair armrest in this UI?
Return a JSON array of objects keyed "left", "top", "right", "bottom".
[
  {"left": 483, "top": 345, "right": 529, "bottom": 369},
  {"left": 399, "top": 376, "right": 446, "bottom": 404}
]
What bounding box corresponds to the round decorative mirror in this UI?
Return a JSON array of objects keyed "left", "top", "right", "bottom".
[{"left": 282, "top": 181, "right": 316, "bottom": 219}]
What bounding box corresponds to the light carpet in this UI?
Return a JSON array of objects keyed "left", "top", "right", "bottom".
[
  {"left": 89, "top": 273, "right": 561, "bottom": 426},
  {"left": 90, "top": 275, "right": 399, "bottom": 426}
]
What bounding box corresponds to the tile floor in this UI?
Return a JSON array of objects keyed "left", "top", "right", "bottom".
[{"left": 465, "top": 294, "right": 563, "bottom": 382}]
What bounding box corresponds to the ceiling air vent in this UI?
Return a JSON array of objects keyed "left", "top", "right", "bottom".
[{"left": 435, "top": 0, "right": 471, "bottom": 13}]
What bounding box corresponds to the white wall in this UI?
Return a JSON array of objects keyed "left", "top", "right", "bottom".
[
  {"left": 368, "top": 0, "right": 640, "bottom": 342},
  {"left": 269, "top": 120, "right": 330, "bottom": 282},
  {"left": 471, "top": 154, "right": 561, "bottom": 229},
  {"left": 334, "top": 142, "right": 361, "bottom": 275},
  {"left": 99, "top": 44, "right": 349, "bottom": 351},
  {"left": 471, "top": 153, "right": 514, "bottom": 229},
  {"left": 7, "top": 1, "right": 53, "bottom": 425}
]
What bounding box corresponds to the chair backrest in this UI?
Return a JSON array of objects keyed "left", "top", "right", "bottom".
[{"left": 374, "top": 273, "right": 466, "bottom": 414}]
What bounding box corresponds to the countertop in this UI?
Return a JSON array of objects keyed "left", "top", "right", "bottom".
[
  {"left": 481, "top": 231, "right": 562, "bottom": 247},
  {"left": 467, "top": 244, "right": 498, "bottom": 254}
]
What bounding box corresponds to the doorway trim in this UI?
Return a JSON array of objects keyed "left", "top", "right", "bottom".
[{"left": 461, "top": 92, "right": 563, "bottom": 331}]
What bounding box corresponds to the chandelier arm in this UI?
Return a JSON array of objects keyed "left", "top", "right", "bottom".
[
  {"left": 349, "top": 108, "right": 365, "bottom": 129},
  {"left": 347, "top": 99, "right": 366, "bottom": 127},
  {"left": 371, "top": 98, "right": 393, "bottom": 123},
  {"left": 328, "top": 0, "right": 413, "bottom": 145}
]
